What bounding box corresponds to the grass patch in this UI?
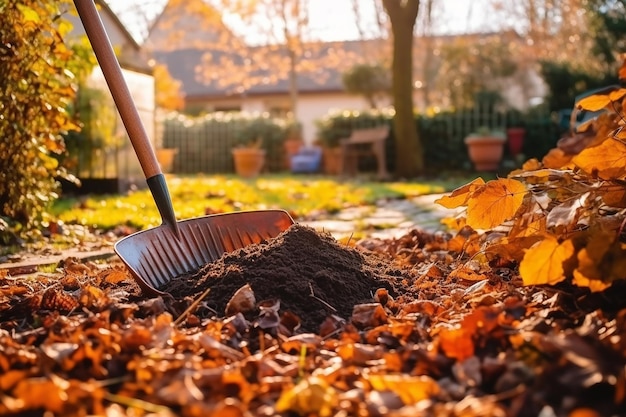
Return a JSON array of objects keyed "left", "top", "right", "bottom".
[{"left": 53, "top": 174, "right": 480, "bottom": 231}]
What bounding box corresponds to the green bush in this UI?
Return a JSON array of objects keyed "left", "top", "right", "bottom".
[
  {"left": 0, "top": 0, "right": 81, "bottom": 229},
  {"left": 315, "top": 107, "right": 560, "bottom": 174},
  {"left": 162, "top": 112, "right": 290, "bottom": 173}
]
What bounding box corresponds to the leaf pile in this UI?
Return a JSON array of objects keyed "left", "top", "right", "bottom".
[
  {"left": 436, "top": 66, "right": 626, "bottom": 292},
  {"left": 2, "top": 223, "right": 626, "bottom": 416}
]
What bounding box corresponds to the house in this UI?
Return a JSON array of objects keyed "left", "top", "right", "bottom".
[
  {"left": 146, "top": 1, "right": 546, "bottom": 145},
  {"left": 63, "top": 0, "right": 155, "bottom": 193}
]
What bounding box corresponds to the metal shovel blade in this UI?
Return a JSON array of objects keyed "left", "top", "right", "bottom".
[{"left": 115, "top": 209, "right": 294, "bottom": 295}]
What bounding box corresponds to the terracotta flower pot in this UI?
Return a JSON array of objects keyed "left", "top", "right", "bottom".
[
  {"left": 156, "top": 148, "right": 178, "bottom": 173},
  {"left": 283, "top": 139, "right": 303, "bottom": 169},
  {"left": 232, "top": 148, "right": 266, "bottom": 178},
  {"left": 322, "top": 147, "right": 343, "bottom": 175},
  {"left": 464, "top": 134, "right": 506, "bottom": 171}
]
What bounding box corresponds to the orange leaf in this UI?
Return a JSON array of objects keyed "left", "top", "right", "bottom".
[
  {"left": 601, "top": 183, "right": 626, "bottom": 207},
  {"left": 466, "top": 178, "right": 527, "bottom": 229},
  {"left": 489, "top": 235, "right": 544, "bottom": 262},
  {"left": 572, "top": 138, "right": 626, "bottom": 180},
  {"left": 435, "top": 177, "right": 485, "bottom": 209},
  {"left": 542, "top": 148, "right": 573, "bottom": 169},
  {"left": 519, "top": 237, "right": 575, "bottom": 286},
  {"left": 13, "top": 377, "right": 67, "bottom": 413},
  {"left": 438, "top": 327, "right": 474, "bottom": 361}
]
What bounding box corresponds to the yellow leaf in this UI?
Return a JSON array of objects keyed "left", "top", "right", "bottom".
[
  {"left": 575, "top": 231, "right": 626, "bottom": 286},
  {"left": 16, "top": 4, "right": 41, "bottom": 23},
  {"left": 521, "top": 158, "right": 542, "bottom": 171},
  {"left": 572, "top": 138, "right": 626, "bottom": 180},
  {"left": 572, "top": 270, "right": 610, "bottom": 292},
  {"left": 275, "top": 376, "right": 337, "bottom": 417},
  {"left": 466, "top": 179, "right": 527, "bottom": 229},
  {"left": 365, "top": 374, "right": 440, "bottom": 404},
  {"left": 435, "top": 177, "right": 485, "bottom": 209},
  {"left": 575, "top": 88, "right": 626, "bottom": 111},
  {"left": 609, "top": 88, "right": 626, "bottom": 104},
  {"left": 519, "top": 237, "right": 575, "bottom": 286}
]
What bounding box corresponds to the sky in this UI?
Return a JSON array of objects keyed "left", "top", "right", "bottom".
[{"left": 106, "top": 0, "right": 495, "bottom": 44}]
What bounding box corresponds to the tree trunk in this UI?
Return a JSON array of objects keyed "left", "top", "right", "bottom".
[
  {"left": 288, "top": 48, "right": 298, "bottom": 118},
  {"left": 382, "top": 0, "right": 424, "bottom": 177}
]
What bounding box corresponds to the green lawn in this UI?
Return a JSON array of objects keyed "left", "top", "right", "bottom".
[{"left": 53, "top": 173, "right": 482, "bottom": 231}]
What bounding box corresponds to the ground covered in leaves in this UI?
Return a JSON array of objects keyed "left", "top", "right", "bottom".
[{"left": 1, "top": 224, "right": 626, "bottom": 417}]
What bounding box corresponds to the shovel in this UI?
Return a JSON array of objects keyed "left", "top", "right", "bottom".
[{"left": 73, "top": 0, "right": 294, "bottom": 295}]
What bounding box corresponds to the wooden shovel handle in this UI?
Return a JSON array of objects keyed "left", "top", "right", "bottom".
[{"left": 73, "top": 0, "right": 161, "bottom": 179}]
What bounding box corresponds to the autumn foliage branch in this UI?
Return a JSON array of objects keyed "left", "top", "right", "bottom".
[{"left": 436, "top": 60, "right": 626, "bottom": 291}]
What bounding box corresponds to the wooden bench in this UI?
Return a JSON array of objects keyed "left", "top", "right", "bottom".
[{"left": 340, "top": 126, "right": 390, "bottom": 179}]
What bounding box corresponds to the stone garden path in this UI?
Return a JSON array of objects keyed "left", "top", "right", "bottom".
[{"left": 301, "top": 193, "right": 460, "bottom": 240}]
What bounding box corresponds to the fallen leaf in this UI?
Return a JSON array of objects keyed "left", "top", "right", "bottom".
[
  {"left": 365, "top": 374, "right": 440, "bottom": 404},
  {"left": 519, "top": 237, "right": 575, "bottom": 286},
  {"left": 225, "top": 283, "right": 256, "bottom": 316},
  {"left": 351, "top": 303, "right": 388, "bottom": 329},
  {"left": 275, "top": 376, "right": 337, "bottom": 417},
  {"left": 438, "top": 327, "right": 474, "bottom": 361}
]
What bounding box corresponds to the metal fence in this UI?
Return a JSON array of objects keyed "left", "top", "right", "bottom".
[{"left": 154, "top": 107, "right": 560, "bottom": 175}]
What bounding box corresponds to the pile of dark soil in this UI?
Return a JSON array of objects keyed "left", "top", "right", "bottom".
[{"left": 163, "top": 224, "right": 418, "bottom": 332}]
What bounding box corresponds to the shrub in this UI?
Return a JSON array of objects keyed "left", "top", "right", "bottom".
[
  {"left": 162, "top": 112, "right": 290, "bottom": 173},
  {"left": 315, "top": 107, "right": 560, "bottom": 174},
  {"left": 0, "top": 0, "right": 81, "bottom": 229}
]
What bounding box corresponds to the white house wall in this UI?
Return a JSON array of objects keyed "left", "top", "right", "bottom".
[
  {"left": 89, "top": 67, "right": 155, "bottom": 186},
  {"left": 294, "top": 94, "right": 376, "bottom": 144}
]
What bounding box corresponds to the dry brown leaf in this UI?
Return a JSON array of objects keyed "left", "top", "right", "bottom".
[
  {"left": 225, "top": 283, "right": 256, "bottom": 316},
  {"left": 351, "top": 303, "right": 388, "bottom": 329}
]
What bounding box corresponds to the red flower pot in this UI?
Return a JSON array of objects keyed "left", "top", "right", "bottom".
[{"left": 506, "top": 127, "right": 526, "bottom": 157}]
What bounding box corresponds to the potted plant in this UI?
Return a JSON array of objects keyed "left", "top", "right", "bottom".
[
  {"left": 232, "top": 137, "right": 266, "bottom": 178},
  {"left": 464, "top": 127, "right": 506, "bottom": 171},
  {"left": 156, "top": 148, "right": 178, "bottom": 173},
  {"left": 315, "top": 129, "right": 346, "bottom": 175}
]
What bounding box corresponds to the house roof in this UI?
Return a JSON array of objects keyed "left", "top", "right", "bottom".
[
  {"left": 152, "top": 39, "right": 379, "bottom": 99},
  {"left": 66, "top": 0, "right": 153, "bottom": 74},
  {"left": 145, "top": 0, "right": 239, "bottom": 52},
  {"left": 146, "top": 0, "right": 385, "bottom": 98},
  {"left": 98, "top": 0, "right": 141, "bottom": 51},
  {"left": 145, "top": 0, "right": 530, "bottom": 101}
]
